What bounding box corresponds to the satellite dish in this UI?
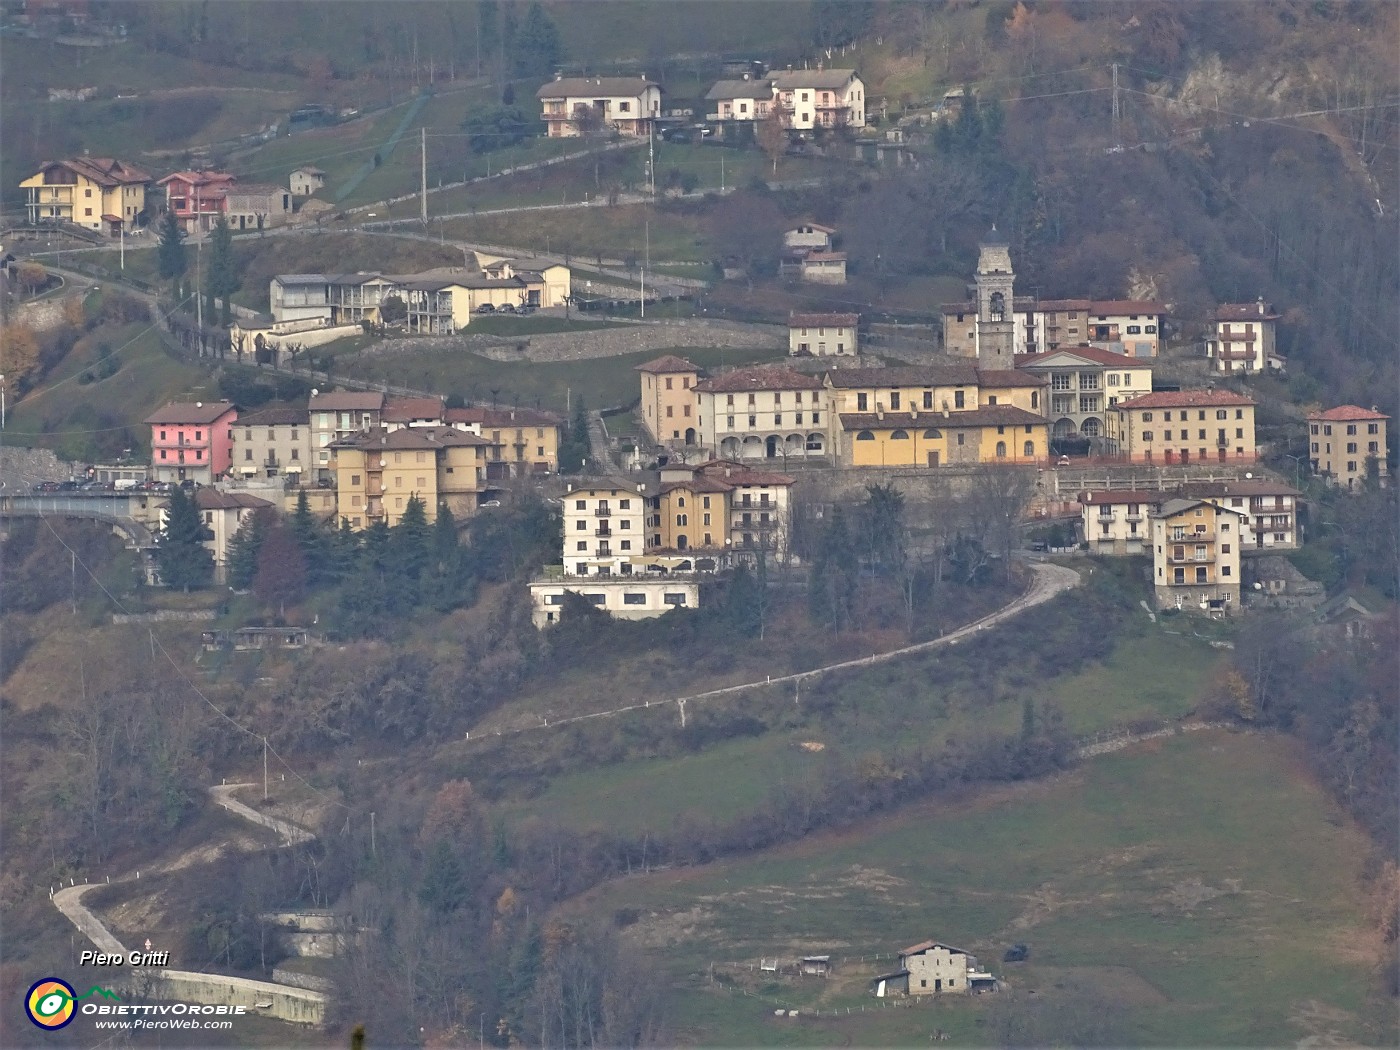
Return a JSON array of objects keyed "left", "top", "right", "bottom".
[{"left": 1244, "top": 472, "right": 1253, "bottom": 479}]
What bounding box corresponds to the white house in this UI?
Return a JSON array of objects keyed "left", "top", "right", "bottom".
[
  {"left": 783, "top": 222, "right": 835, "bottom": 252},
  {"left": 704, "top": 76, "right": 776, "bottom": 129},
  {"left": 1185, "top": 479, "right": 1301, "bottom": 550},
  {"left": 289, "top": 166, "right": 326, "bottom": 196},
  {"left": 694, "top": 366, "right": 830, "bottom": 462},
  {"left": 1207, "top": 299, "right": 1279, "bottom": 374},
  {"left": 1015, "top": 344, "right": 1153, "bottom": 443},
  {"left": 788, "top": 312, "right": 859, "bottom": 356},
  {"left": 536, "top": 76, "right": 662, "bottom": 138},
  {"left": 770, "top": 68, "right": 865, "bottom": 130},
  {"left": 1080, "top": 489, "right": 1164, "bottom": 555}
]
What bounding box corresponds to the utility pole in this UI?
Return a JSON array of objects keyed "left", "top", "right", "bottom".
[
  {"left": 370, "top": 812, "right": 376, "bottom": 855},
  {"left": 648, "top": 120, "right": 656, "bottom": 198},
  {"left": 720, "top": 152, "right": 725, "bottom": 194},
  {"left": 263, "top": 737, "right": 268, "bottom": 801},
  {"left": 1111, "top": 62, "right": 1121, "bottom": 145},
  {"left": 120, "top": 225, "right": 125, "bottom": 271},
  {"left": 420, "top": 127, "right": 428, "bottom": 225},
  {"left": 640, "top": 219, "right": 648, "bottom": 320},
  {"left": 195, "top": 235, "right": 203, "bottom": 355}
]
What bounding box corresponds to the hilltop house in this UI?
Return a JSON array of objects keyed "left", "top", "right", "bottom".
[
  {"left": 1307, "top": 405, "right": 1389, "bottom": 490},
  {"left": 536, "top": 75, "right": 662, "bottom": 138},
  {"left": 1207, "top": 300, "right": 1279, "bottom": 375},
  {"left": 788, "top": 312, "right": 859, "bottom": 356},
  {"left": 636, "top": 355, "right": 702, "bottom": 446},
  {"left": 157, "top": 170, "right": 236, "bottom": 234},
  {"left": 289, "top": 166, "right": 326, "bottom": 196},
  {"left": 870, "top": 940, "right": 997, "bottom": 997},
  {"left": 770, "top": 68, "right": 866, "bottom": 131},
  {"left": 20, "top": 157, "right": 151, "bottom": 234}
]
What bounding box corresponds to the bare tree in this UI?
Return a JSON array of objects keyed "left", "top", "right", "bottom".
[
  {"left": 962, "top": 464, "right": 1038, "bottom": 579},
  {"left": 757, "top": 105, "right": 787, "bottom": 177}
]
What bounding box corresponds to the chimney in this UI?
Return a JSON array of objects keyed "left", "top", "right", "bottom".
[
  {"left": 724, "top": 466, "right": 732, "bottom": 477},
  {"left": 566, "top": 483, "right": 573, "bottom": 493},
  {"left": 876, "top": 405, "right": 884, "bottom": 420},
  {"left": 1257, "top": 296, "right": 1265, "bottom": 316}
]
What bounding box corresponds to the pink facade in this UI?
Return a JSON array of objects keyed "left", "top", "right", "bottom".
[{"left": 145, "top": 402, "right": 238, "bottom": 484}]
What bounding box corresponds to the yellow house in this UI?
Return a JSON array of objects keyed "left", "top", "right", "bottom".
[
  {"left": 649, "top": 460, "right": 795, "bottom": 556},
  {"left": 21, "top": 157, "right": 151, "bottom": 234},
  {"left": 1108, "top": 390, "right": 1257, "bottom": 465},
  {"left": 1149, "top": 498, "right": 1247, "bottom": 612},
  {"left": 1307, "top": 405, "right": 1389, "bottom": 491},
  {"left": 636, "top": 355, "right": 702, "bottom": 446},
  {"left": 446, "top": 406, "right": 564, "bottom": 478},
  {"left": 837, "top": 406, "right": 1048, "bottom": 468},
  {"left": 331, "top": 425, "right": 489, "bottom": 528}
]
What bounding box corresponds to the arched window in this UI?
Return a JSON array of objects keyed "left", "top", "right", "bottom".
[
  {"left": 995, "top": 441, "right": 1007, "bottom": 458},
  {"left": 989, "top": 291, "right": 1006, "bottom": 321},
  {"left": 677, "top": 497, "right": 686, "bottom": 508},
  {"left": 1023, "top": 441, "right": 1034, "bottom": 457},
  {"left": 923, "top": 429, "right": 943, "bottom": 439},
  {"left": 890, "top": 429, "right": 909, "bottom": 440},
  {"left": 855, "top": 430, "right": 875, "bottom": 441},
  {"left": 1031, "top": 391, "right": 1039, "bottom": 409},
  {"left": 676, "top": 514, "right": 687, "bottom": 526}
]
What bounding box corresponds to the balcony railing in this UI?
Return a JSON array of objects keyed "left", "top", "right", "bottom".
[
  {"left": 594, "top": 507, "right": 612, "bottom": 517},
  {"left": 595, "top": 527, "right": 612, "bottom": 537}
]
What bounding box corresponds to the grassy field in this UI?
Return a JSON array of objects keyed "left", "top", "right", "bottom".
[
  {"left": 501, "top": 616, "right": 1223, "bottom": 836},
  {"left": 327, "top": 341, "right": 787, "bottom": 412},
  {"left": 6, "top": 318, "right": 212, "bottom": 462},
  {"left": 563, "top": 730, "right": 1395, "bottom": 1048}
]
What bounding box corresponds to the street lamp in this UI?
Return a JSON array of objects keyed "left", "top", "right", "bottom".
[
  {"left": 0, "top": 373, "right": 6, "bottom": 429},
  {"left": 1283, "top": 452, "right": 1306, "bottom": 490}
]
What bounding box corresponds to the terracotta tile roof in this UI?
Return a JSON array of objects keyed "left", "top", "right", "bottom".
[
  {"left": 825, "top": 365, "right": 979, "bottom": 388},
  {"left": 1307, "top": 405, "right": 1389, "bottom": 422},
  {"left": 1152, "top": 498, "right": 1248, "bottom": 520},
  {"left": 789, "top": 312, "right": 859, "bottom": 327},
  {"left": 1117, "top": 389, "right": 1255, "bottom": 409},
  {"left": 771, "top": 69, "right": 860, "bottom": 91},
  {"left": 840, "top": 405, "right": 1045, "bottom": 429},
  {"left": 144, "top": 401, "right": 237, "bottom": 425},
  {"left": 660, "top": 477, "right": 734, "bottom": 495},
  {"left": 1016, "top": 345, "right": 1148, "bottom": 368},
  {"left": 1183, "top": 480, "right": 1301, "bottom": 498},
  {"left": 308, "top": 391, "right": 385, "bottom": 412},
  {"left": 1035, "top": 298, "right": 1094, "bottom": 311},
  {"left": 53, "top": 157, "right": 152, "bottom": 186},
  {"left": 900, "top": 940, "right": 966, "bottom": 957},
  {"left": 976, "top": 368, "right": 1048, "bottom": 387},
  {"left": 695, "top": 366, "right": 824, "bottom": 393},
  {"left": 635, "top": 355, "right": 701, "bottom": 374},
  {"left": 381, "top": 396, "right": 445, "bottom": 422}
]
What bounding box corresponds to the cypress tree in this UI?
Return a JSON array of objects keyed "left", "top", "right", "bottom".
[
  {"left": 225, "top": 507, "right": 270, "bottom": 590},
  {"left": 157, "top": 210, "right": 187, "bottom": 286}
]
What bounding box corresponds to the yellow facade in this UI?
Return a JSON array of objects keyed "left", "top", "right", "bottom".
[
  {"left": 333, "top": 428, "right": 487, "bottom": 528},
  {"left": 21, "top": 159, "right": 149, "bottom": 232},
  {"left": 1149, "top": 499, "right": 1244, "bottom": 611},
  {"left": 637, "top": 356, "right": 702, "bottom": 445},
  {"left": 840, "top": 408, "right": 1049, "bottom": 468},
  {"left": 652, "top": 483, "right": 728, "bottom": 551}
]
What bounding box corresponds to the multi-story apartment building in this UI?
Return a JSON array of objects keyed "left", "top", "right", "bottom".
[
  {"left": 636, "top": 355, "right": 702, "bottom": 446},
  {"left": 1149, "top": 498, "right": 1247, "bottom": 612},
  {"left": 330, "top": 426, "right": 488, "bottom": 528},
  {"left": 1080, "top": 490, "right": 1164, "bottom": 555},
  {"left": 1207, "top": 300, "right": 1279, "bottom": 374},
  {"left": 446, "top": 405, "right": 563, "bottom": 478},
  {"left": 20, "top": 157, "right": 151, "bottom": 234},
  {"left": 695, "top": 366, "right": 830, "bottom": 462},
  {"left": 1015, "top": 345, "right": 1153, "bottom": 444},
  {"left": 559, "top": 480, "right": 649, "bottom": 576},
  {"left": 231, "top": 405, "right": 312, "bottom": 481},
  {"left": 144, "top": 401, "right": 238, "bottom": 485},
  {"left": 1108, "top": 390, "right": 1257, "bottom": 465},
  {"left": 1184, "top": 479, "right": 1301, "bottom": 549},
  {"left": 704, "top": 76, "right": 777, "bottom": 136},
  {"left": 1307, "top": 405, "right": 1389, "bottom": 490},
  {"left": 309, "top": 391, "right": 384, "bottom": 482},
  {"left": 648, "top": 460, "right": 795, "bottom": 558},
  {"left": 769, "top": 68, "right": 866, "bottom": 130},
  {"left": 788, "top": 312, "right": 859, "bottom": 356},
  {"left": 536, "top": 76, "right": 662, "bottom": 138},
  {"left": 193, "top": 489, "right": 273, "bottom": 584}
]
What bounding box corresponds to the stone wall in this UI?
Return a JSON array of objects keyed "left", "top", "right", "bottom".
[
  {"left": 0, "top": 446, "right": 75, "bottom": 486},
  {"left": 12, "top": 294, "right": 79, "bottom": 332},
  {"left": 365, "top": 318, "right": 784, "bottom": 364},
  {"left": 126, "top": 970, "right": 326, "bottom": 1026}
]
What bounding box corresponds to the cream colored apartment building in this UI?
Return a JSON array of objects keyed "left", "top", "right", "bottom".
[
  {"left": 1150, "top": 498, "right": 1246, "bottom": 612},
  {"left": 636, "top": 355, "right": 702, "bottom": 446},
  {"left": 1108, "top": 390, "right": 1257, "bottom": 465},
  {"left": 1307, "top": 405, "right": 1389, "bottom": 490}
]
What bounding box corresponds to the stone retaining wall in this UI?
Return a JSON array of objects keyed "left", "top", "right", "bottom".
[
  {"left": 366, "top": 317, "right": 784, "bottom": 363},
  {"left": 140, "top": 970, "right": 326, "bottom": 1026},
  {"left": 0, "top": 446, "right": 75, "bottom": 486}
]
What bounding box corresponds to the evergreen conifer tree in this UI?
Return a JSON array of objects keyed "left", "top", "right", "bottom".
[
  {"left": 225, "top": 507, "right": 270, "bottom": 591},
  {"left": 157, "top": 486, "right": 214, "bottom": 591}
]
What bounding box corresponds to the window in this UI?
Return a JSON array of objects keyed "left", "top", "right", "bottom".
[
  {"left": 1237, "top": 428, "right": 1244, "bottom": 439},
  {"left": 1347, "top": 460, "right": 1357, "bottom": 472},
  {"left": 577, "top": 540, "right": 587, "bottom": 551},
  {"left": 665, "top": 377, "right": 673, "bottom": 390},
  {"left": 748, "top": 415, "right": 757, "bottom": 427},
  {"left": 857, "top": 393, "right": 868, "bottom": 411},
  {"left": 727, "top": 416, "right": 735, "bottom": 429},
  {"left": 774, "top": 414, "right": 782, "bottom": 426},
  {"left": 663, "top": 593, "right": 687, "bottom": 606},
  {"left": 923, "top": 391, "right": 934, "bottom": 409},
  {"left": 1164, "top": 411, "right": 1173, "bottom": 422},
  {"left": 1143, "top": 431, "right": 1154, "bottom": 442},
  {"left": 1145, "top": 324, "right": 1157, "bottom": 334},
  {"left": 1127, "top": 325, "right": 1141, "bottom": 334},
  {"left": 1108, "top": 374, "right": 1120, "bottom": 386},
  {"left": 1164, "top": 430, "right": 1173, "bottom": 441},
  {"left": 245, "top": 448, "right": 253, "bottom": 461},
  {"left": 957, "top": 433, "right": 966, "bottom": 446},
  {"left": 1346, "top": 442, "right": 1357, "bottom": 454},
  {"left": 995, "top": 441, "right": 1007, "bottom": 458},
  {"left": 1142, "top": 412, "right": 1153, "bottom": 422},
  {"left": 575, "top": 499, "right": 586, "bottom": 510},
  {"left": 855, "top": 430, "right": 875, "bottom": 441},
  {"left": 666, "top": 406, "right": 673, "bottom": 418},
  {"left": 954, "top": 390, "right": 965, "bottom": 409},
  {"left": 889, "top": 392, "right": 901, "bottom": 410},
  {"left": 988, "top": 395, "right": 998, "bottom": 406},
  {"left": 395, "top": 497, "right": 404, "bottom": 509},
  {"left": 576, "top": 520, "right": 587, "bottom": 531},
  {"left": 1347, "top": 424, "right": 1357, "bottom": 436},
  {"left": 1368, "top": 423, "right": 1379, "bottom": 434},
  {"left": 890, "top": 429, "right": 909, "bottom": 440},
  {"left": 1024, "top": 441, "right": 1034, "bottom": 456},
  {"left": 620, "top": 540, "right": 631, "bottom": 550}
]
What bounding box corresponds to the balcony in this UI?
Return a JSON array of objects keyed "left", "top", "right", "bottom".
[
  {"left": 595, "top": 527, "right": 612, "bottom": 537},
  {"left": 594, "top": 507, "right": 612, "bottom": 517}
]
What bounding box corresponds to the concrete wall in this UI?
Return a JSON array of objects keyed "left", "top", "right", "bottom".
[{"left": 141, "top": 969, "right": 326, "bottom": 1026}]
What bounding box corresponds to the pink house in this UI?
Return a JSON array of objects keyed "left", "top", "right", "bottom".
[{"left": 145, "top": 401, "right": 238, "bottom": 485}]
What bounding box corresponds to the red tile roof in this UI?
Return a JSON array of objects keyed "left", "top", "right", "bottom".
[
  {"left": 308, "top": 391, "right": 385, "bottom": 412},
  {"left": 381, "top": 396, "right": 445, "bottom": 422},
  {"left": 1079, "top": 489, "right": 1166, "bottom": 506},
  {"left": 1016, "top": 345, "right": 1149, "bottom": 368},
  {"left": 635, "top": 355, "right": 701, "bottom": 374},
  {"left": 446, "top": 405, "right": 563, "bottom": 427},
  {"left": 789, "top": 312, "right": 859, "bottom": 327},
  {"left": 695, "top": 366, "right": 824, "bottom": 393},
  {"left": 1117, "top": 389, "right": 1255, "bottom": 409},
  {"left": 1306, "top": 405, "right": 1389, "bottom": 422}
]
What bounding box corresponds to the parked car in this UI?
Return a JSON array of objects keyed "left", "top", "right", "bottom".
[
  {"left": 475, "top": 303, "right": 495, "bottom": 314},
  {"left": 496, "top": 303, "right": 516, "bottom": 314},
  {"left": 37, "top": 481, "right": 62, "bottom": 492},
  {"left": 1056, "top": 455, "right": 1071, "bottom": 466},
  {"left": 480, "top": 499, "right": 502, "bottom": 508}
]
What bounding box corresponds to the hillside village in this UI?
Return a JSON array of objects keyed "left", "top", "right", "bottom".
[{"left": 0, "top": 2, "right": 1396, "bottom": 1048}]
